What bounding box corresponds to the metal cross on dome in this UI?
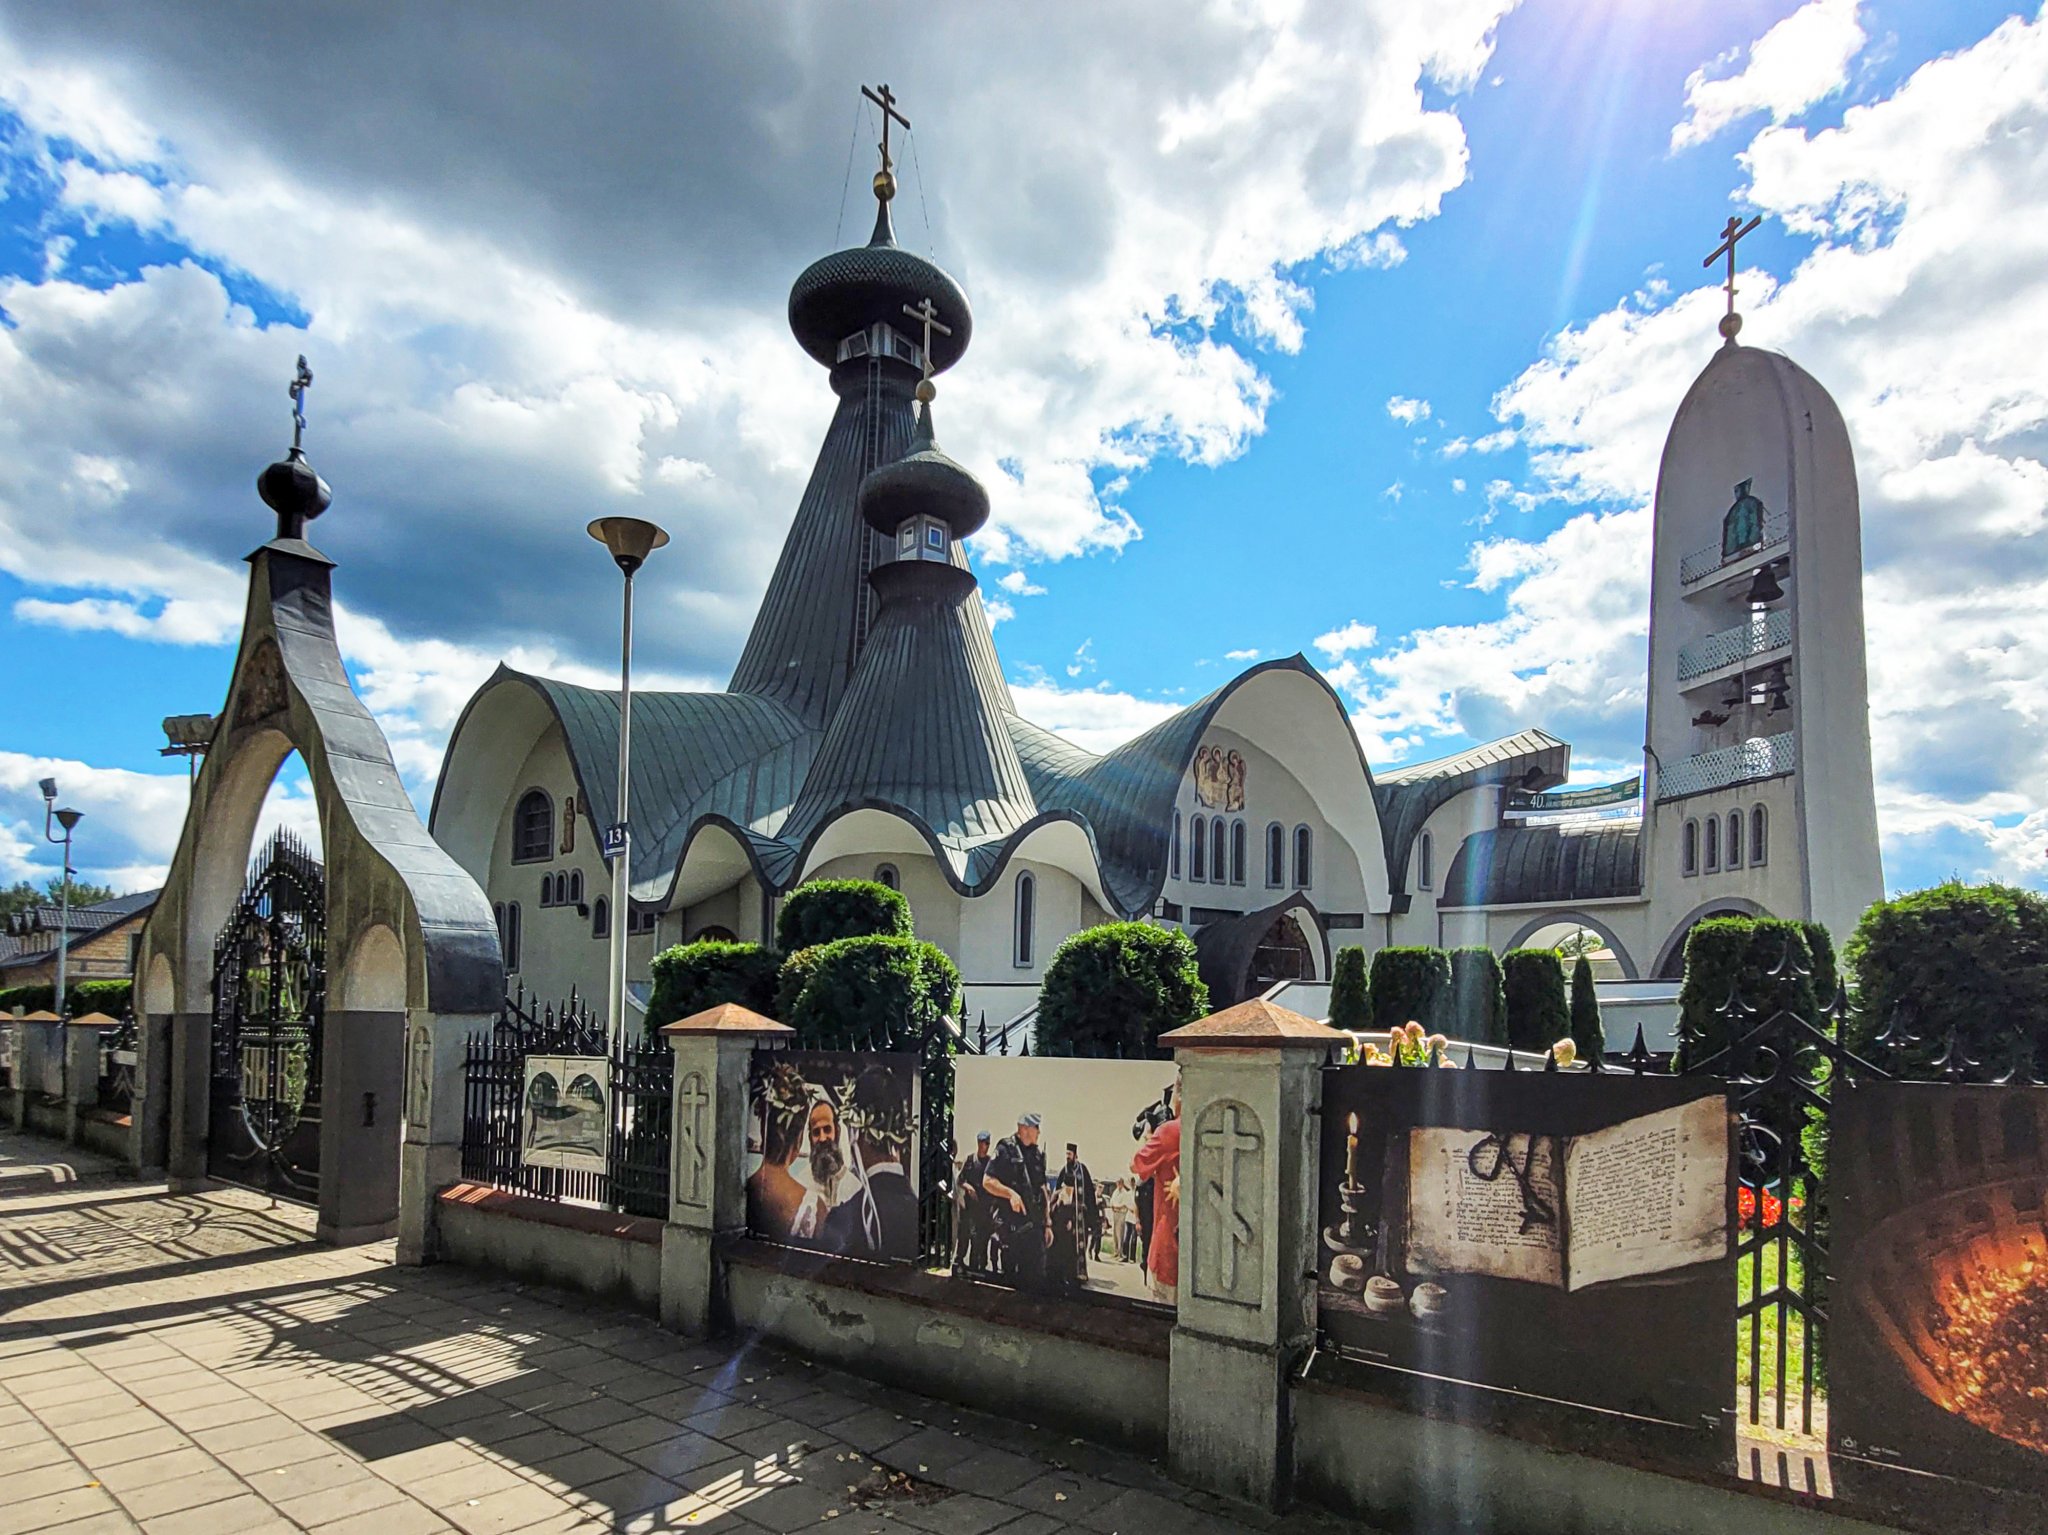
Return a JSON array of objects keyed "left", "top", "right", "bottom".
[
  {"left": 902, "top": 296, "right": 951, "bottom": 387},
  {"left": 862, "top": 82, "right": 910, "bottom": 177},
  {"left": 289, "top": 354, "right": 313, "bottom": 451},
  {"left": 1704, "top": 213, "right": 1763, "bottom": 339}
]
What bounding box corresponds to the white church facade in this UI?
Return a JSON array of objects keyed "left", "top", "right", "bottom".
[{"left": 427, "top": 133, "right": 1883, "bottom": 1044}]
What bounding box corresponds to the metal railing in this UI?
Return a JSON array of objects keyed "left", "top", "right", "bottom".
[
  {"left": 1681, "top": 511, "right": 1790, "bottom": 585},
  {"left": 1677, "top": 609, "right": 1791, "bottom": 682},
  {"left": 1657, "top": 732, "right": 1796, "bottom": 801},
  {"left": 460, "top": 985, "right": 673, "bottom": 1219}
]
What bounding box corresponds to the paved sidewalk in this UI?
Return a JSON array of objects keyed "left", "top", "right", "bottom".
[{"left": 0, "top": 1131, "right": 1376, "bottom": 1535}]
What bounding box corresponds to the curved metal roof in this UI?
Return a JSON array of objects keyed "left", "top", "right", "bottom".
[
  {"left": 1372, "top": 729, "right": 1570, "bottom": 892},
  {"left": 1437, "top": 820, "right": 1644, "bottom": 909},
  {"left": 787, "top": 198, "right": 972, "bottom": 372}
]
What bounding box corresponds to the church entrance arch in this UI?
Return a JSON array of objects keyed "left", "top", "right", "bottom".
[
  {"left": 1504, "top": 913, "right": 1640, "bottom": 981},
  {"left": 1248, "top": 911, "right": 1316, "bottom": 993},
  {"left": 206, "top": 830, "right": 326, "bottom": 1201}
]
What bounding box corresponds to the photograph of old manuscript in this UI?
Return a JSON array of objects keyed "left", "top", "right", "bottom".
[{"left": 1403, "top": 1096, "right": 1728, "bottom": 1291}]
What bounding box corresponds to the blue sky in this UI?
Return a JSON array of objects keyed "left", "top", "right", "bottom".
[{"left": 0, "top": 1, "right": 2042, "bottom": 900}]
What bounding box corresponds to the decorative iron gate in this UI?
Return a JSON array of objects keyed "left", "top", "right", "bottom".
[{"left": 207, "top": 830, "right": 326, "bottom": 1201}]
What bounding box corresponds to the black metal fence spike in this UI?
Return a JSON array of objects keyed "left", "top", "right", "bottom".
[
  {"left": 1463, "top": 1042, "right": 1477, "bottom": 1070},
  {"left": 1543, "top": 1047, "right": 1559, "bottom": 1073}
]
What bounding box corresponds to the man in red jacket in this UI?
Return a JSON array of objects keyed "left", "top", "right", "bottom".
[{"left": 1129, "top": 1082, "right": 1181, "bottom": 1304}]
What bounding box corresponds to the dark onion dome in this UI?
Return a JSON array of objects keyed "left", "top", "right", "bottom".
[
  {"left": 857, "top": 402, "right": 989, "bottom": 540},
  {"left": 788, "top": 195, "right": 972, "bottom": 373},
  {"left": 257, "top": 446, "right": 332, "bottom": 540}
]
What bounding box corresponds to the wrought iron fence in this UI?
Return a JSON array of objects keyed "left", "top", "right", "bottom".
[
  {"left": 96, "top": 1012, "right": 138, "bottom": 1115},
  {"left": 460, "top": 984, "right": 673, "bottom": 1219}
]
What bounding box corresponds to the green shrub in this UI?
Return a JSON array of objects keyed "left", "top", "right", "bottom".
[
  {"left": 0, "top": 983, "right": 55, "bottom": 1015},
  {"left": 1369, "top": 947, "right": 1451, "bottom": 1034},
  {"left": 1328, "top": 947, "right": 1370, "bottom": 1033},
  {"left": 774, "top": 943, "right": 831, "bottom": 1023},
  {"left": 1502, "top": 949, "right": 1570, "bottom": 1053},
  {"left": 646, "top": 940, "right": 779, "bottom": 1033},
  {"left": 775, "top": 879, "right": 913, "bottom": 955},
  {"left": 783, "top": 935, "right": 960, "bottom": 1050},
  {"left": 1843, "top": 882, "right": 2048, "bottom": 1081},
  {"left": 1447, "top": 947, "right": 1508, "bottom": 1046},
  {"left": 1037, "top": 922, "right": 1208, "bottom": 1057},
  {"left": 1675, "top": 918, "right": 1817, "bottom": 1064},
  {"left": 1801, "top": 921, "right": 1838, "bottom": 1004},
  {"left": 1569, "top": 956, "right": 1604, "bottom": 1059},
  {"left": 0, "top": 979, "right": 129, "bottom": 1017}
]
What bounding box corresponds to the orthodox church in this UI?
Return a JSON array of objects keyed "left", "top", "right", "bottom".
[{"left": 427, "top": 114, "right": 1882, "bottom": 1041}]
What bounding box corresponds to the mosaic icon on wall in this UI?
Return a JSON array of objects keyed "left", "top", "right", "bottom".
[
  {"left": 953, "top": 1056, "right": 1182, "bottom": 1308},
  {"left": 1316, "top": 1068, "right": 1734, "bottom": 1432},
  {"left": 1833, "top": 1080, "right": 2048, "bottom": 1507},
  {"left": 1192, "top": 744, "right": 1245, "bottom": 811},
  {"left": 745, "top": 1050, "right": 920, "bottom": 1264},
  {"left": 520, "top": 1054, "right": 610, "bottom": 1171}
]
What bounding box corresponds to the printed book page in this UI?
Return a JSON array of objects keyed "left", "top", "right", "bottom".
[
  {"left": 1405, "top": 1129, "right": 1565, "bottom": 1287},
  {"left": 1563, "top": 1096, "right": 1728, "bottom": 1291}
]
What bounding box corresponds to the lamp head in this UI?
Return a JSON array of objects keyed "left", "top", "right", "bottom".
[
  {"left": 54, "top": 808, "right": 81, "bottom": 834},
  {"left": 38, "top": 777, "right": 56, "bottom": 803},
  {"left": 586, "top": 517, "right": 670, "bottom": 577}
]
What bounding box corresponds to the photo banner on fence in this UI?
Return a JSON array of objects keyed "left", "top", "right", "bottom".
[
  {"left": 521, "top": 1054, "right": 610, "bottom": 1171},
  {"left": 745, "top": 1050, "right": 921, "bottom": 1264},
  {"left": 1316, "top": 1066, "right": 1735, "bottom": 1431},
  {"left": 952, "top": 1055, "right": 1180, "bottom": 1308},
  {"left": 1833, "top": 1079, "right": 2048, "bottom": 1510}
]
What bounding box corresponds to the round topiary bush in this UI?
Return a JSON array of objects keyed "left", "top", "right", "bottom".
[
  {"left": 646, "top": 940, "right": 780, "bottom": 1033},
  {"left": 1036, "top": 922, "right": 1208, "bottom": 1057},
  {"left": 1843, "top": 882, "right": 2048, "bottom": 1080},
  {"left": 1502, "top": 948, "right": 1570, "bottom": 1053},
  {"left": 775, "top": 879, "right": 913, "bottom": 955},
  {"left": 782, "top": 934, "right": 961, "bottom": 1050},
  {"left": 1447, "top": 946, "right": 1508, "bottom": 1046},
  {"left": 1328, "top": 947, "right": 1370, "bottom": 1033},
  {"left": 1369, "top": 947, "right": 1451, "bottom": 1034}
]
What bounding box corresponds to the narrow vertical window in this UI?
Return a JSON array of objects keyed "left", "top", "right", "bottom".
[
  {"left": 1293, "top": 825, "right": 1313, "bottom": 889},
  {"left": 1211, "top": 818, "right": 1227, "bottom": 887},
  {"left": 1419, "top": 832, "right": 1434, "bottom": 891},
  {"left": 1266, "top": 823, "right": 1284, "bottom": 887},
  {"left": 1704, "top": 815, "right": 1720, "bottom": 873},
  {"left": 1682, "top": 820, "right": 1699, "bottom": 876},
  {"left": 592, "top": 897, "right": 609, "bottom": 939},
  {"left": 498, "top": 902, "right": 521, "bottom": 972},
  {"left": 1014, "top": 873, "right": 1036, "bottom": 968},
  {"left": 875, "top": 863, "right": 900, "bottom": 890},
  {"left": 539, "top": 873, "right": 554, "bottom": 906},
  {"left": 1170, "top": 812, "right": 1182, "bottom": 879},
  {"left": 569, "top": 869, "right": 583, "bottom": 905},
  {"left": 513, "top": 790, "right": 553, "bottom": 863},
  {"left": 1726, "top": 812, "right": 1742, "bottom": 869},
  {"left": 1230, "top": 820, "right": 1247, "bottom": 885},
  {"left": 1751, "top": 805, "right": 1768, "bottom": 866},
  {"left": 1191, "top": 817, "right": 1206, "bottom": 881}
]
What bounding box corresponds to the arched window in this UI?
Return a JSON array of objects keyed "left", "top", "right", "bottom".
[
  {"left": 495, "top": 901, "right": 521, "bottom": 971},
  {"left": 1191, "top": 816, "right": 1206, "bottom": 881},
  {"left": 1211, "top": 818, "right": 1227, "bottom": 887},
  {"left": 1293, "top": 825, "right": 1313, "bottom": 889},
  {"left": 875, "top": 863, "right": 900, "bottom": 891},
  {"left": 513, "top": 789, "right": 553, "bottom": 863},
  {"left": 1751, "top": 805, "right": 1768, "bottom": 866},
  {"left": 591, "top": 897, "right": 609, "bottom": 940},
  {"left": 1171, "top": 812, "right": 1182, "bottom": 879},
  {"left": 1014, "top": 872, "right": 1036, "bottom": 968},
  {"left": 539, "top": 872, "right": 555, "bottom": 906},
  {"left": 1230, "top": 820, "right": 1247, "bottom": 885},
  {"left": 568, "top": 870, "right": 583, "bottom": 905},
  {"left": 1682, "top": 820, "right": 1699, "bottom": 876},
  {"left": 1704, "top": 815, "right": 1720, "bottom": 873},
  {"left": 1419, "top": 832, "right": 1434, "bottom": 891},
  {"left": 1266, "top": 823, "right": 1284, "bottom": 887},
  {"left": 1726, "top": 812, "right": 1742, "bottom": 869}
]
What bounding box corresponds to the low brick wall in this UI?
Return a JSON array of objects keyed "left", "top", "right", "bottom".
[
  {"left": 437, "top": 1184, "right": 662, "bottom": 1314},
  {"left": 724, "top": 1238, "right": 1171, "bottom": 1457}
]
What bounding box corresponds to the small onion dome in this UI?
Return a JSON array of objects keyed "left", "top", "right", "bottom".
[
  {"left": 257, "top": 446, "right": 332, "bottom": 540},
  {"left": 858, "top": 402, "right": 989, "bottom": 541},
  {"left": 787, "top": 194, "right": 972, "bottom": 373}
]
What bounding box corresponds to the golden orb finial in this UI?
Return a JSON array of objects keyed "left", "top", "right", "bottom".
[
  {"left": 874, "top": 167, "right": 896, "bottom": 203},
  {"left": 915, "top": 378, "right": 936, "bottom": 404},
  {"left": 1719, "top": 311, "right": 1743, "bottom": 342}
]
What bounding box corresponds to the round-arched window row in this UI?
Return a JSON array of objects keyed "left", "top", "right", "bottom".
[{"left": 1681, "top": 804, "right": 1768, "bottom": 876}]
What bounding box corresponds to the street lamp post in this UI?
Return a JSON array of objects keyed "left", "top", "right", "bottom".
[
  {"left": 586, "top": 517, "right": 669, "bottom": 1051},
  {"left": 39, "top": 778, "right": 82, "bottom": 1101}
]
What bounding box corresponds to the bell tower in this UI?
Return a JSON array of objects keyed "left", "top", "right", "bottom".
[{"left": 1640, "top": 217, "right": 1883, "bottom": 969}]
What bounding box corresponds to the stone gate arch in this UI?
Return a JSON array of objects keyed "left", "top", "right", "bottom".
[{"left": 134, "top": 396, "right": 500, "bottom": 1247}]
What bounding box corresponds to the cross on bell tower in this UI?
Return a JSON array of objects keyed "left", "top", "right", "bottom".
[
  {"left": 901, "top": 297, "right": 951, "bottom": 404},
  {"left": 1704, "top": 213, "right": 1763, "bottom": 346},
  {"left": 861, "top": 82, "right": 910, "bottom": 202},
  {"left": 290, "top": 354, "right": 314, "bottom": 450}
]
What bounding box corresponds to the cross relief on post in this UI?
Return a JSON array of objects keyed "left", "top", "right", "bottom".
[
  {"left": 1196, "top": 1100, "right": 1262, "bottom": 1301},
  {"left": 675, "top": 1070, "right": 710, "bottom": 1207}
]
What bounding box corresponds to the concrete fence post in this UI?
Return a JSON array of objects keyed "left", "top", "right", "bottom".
[
  {"left": 63, "top": 1016, "right": 108, "bottom": 1144},
  {"left": 397, "top": 1009, "right": 491, "bottom": 1265},
  {"left": 1160, "top": 999, "right": 1343, "bottom": 1510},
  {"left": 658, "top": 1003, "right": 793, "bottom": 1336}
]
